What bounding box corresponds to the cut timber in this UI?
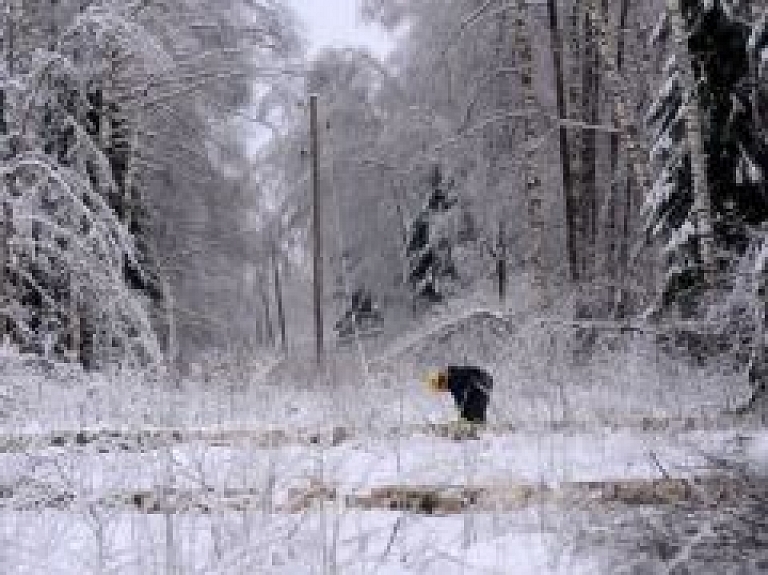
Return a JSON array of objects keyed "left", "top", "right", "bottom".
[
  {"left": 341, "top": 476, "right": 753, "bottom": 515},
  {"left": 280, "top": 480, "right": 337, "bottom": 514},
  {"left": 350, "top": 485, "right": 477, "bottom": 515},
  {"left": 0, "top": 475, "right": 753, "bottom": 516}
]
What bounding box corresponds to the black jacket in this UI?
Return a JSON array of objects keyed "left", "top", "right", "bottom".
[{"left": 445, "top": 366, "right": 493, "bottom": 423}]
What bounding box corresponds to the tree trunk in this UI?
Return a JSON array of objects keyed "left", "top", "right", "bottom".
[
  {"left": 486, "top": 5, "right": 512, "bottom": 304},
  {"left": 260, "top": 279, "right": 274, "bottom": 348},
  {"left": 514, "top": 0, "right": 548, "bottom": 297},
  {"left": 162, "top": 278, "right": 177, "bottom": 370},
  {"left": 742, "top": 279, "right": 768, "bottom": 413},
  {"left": 666, "top": 0, "right": 713, "bottom": 276},
  {"left": 560, "top": 2, "right": 603, "bottom": 285},
  {"left": 124, "top": 106, "right": 140, "bottom": 232},
  {"left": 0, "top": 200, "right": 9, "bottom": 341},
  {"left": 614, "top": 0, "right": 630, "bottom": 316},
  {"left": 390, "top": 179, "right": 410, "bottom": 286},
  {"left": 0, "top": 87, "right": 7, "bottom": 342},
  {"left": 69, "top": 277, "right": 81, "bottom": 363},
  {"left": 5, "top": 0, "right": 17, "bottom": 76},
  {"left": 2, "top": 2, "right": 17, "bottom": 344},
  {"left": 547, "top": 0, "right": 576, "bottom": 282},
  {"left": 581, "top": 8, "right": 600, "bottom": 280},
  {"left": 497, "top": 222, "right": 507, "bottom": 303},
  {"left": 588, "top": 0, "right": 629, "bottom": 309},
  {"left": 272, "top": 242, "right": 286, "bottom": 349}
]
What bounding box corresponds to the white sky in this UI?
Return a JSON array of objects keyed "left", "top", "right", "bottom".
[
  {"left": 285, "top": 0, "right": 393, "bottom": 57},
  {"left": 246, "top": 1, "right": 394, "bottom": 154}
]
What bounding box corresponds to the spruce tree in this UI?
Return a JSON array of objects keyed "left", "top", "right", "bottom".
[
  {"left": 646, "top": 0, "right": 768, "bottom": 316},
  {"left": 406, "top": 165, "right": 459, "bottom": 304},
  {"left": 333, "top": 287, "right": 383, "bottom": 342}
]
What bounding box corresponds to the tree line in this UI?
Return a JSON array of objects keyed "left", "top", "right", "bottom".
[
  {"left": 2, "top": 0, "right": 768, "bottom": 399},
  {"left": 262, "top": 0, "right": 768, "bottom": 402},
  {"left": 0, "top": 0, "right": 301, "bottom": 368}
]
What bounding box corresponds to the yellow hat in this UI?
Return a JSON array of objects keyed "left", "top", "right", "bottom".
[{"left": 425, "top": 370, "right": 447, "bottom": 392}]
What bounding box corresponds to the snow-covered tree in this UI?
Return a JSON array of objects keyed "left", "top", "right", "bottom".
[
  {"left": 0, "top": 0, "right": 303, "bottom": 366},
  {"left": 645, "top": 0, "right": 768, "bottom": 316},
  {"left": 0, "top": 1, "right": 170, "bottom": 367},
  {"left": 737, "top": 9, "right": 768, "bottom": 410},
  {"left": 406, "top": 165, "right": 460, "bottom": 304},
  {"left": 132, "top": 0, "right": 302, "bottom": 359}
]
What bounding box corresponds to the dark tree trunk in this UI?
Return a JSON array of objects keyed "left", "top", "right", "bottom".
[
  {"left": 272, "top": 242, "right": 286, "bottom": 349},
  {"left": 613, "top": 0, "right": 630, "bottom": 317},
  {"left": 497, "top": 223, "right": 507, "bottom": 303},
  {"left": 743, "top": 283, "right": 768, "bottom": 413},
  {"left": 581, "top": 8, "right": 600, "bottom": 281},
  {"left": 0, "top": 202, "right": 10, "bottom": 340},
  {"left": 260, "top": 279, "right": 274, "bottom": 348},
  {"left": 547, "top": 0, "right": 576, "bottom": 281}
]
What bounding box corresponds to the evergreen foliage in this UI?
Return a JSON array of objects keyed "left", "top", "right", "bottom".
[
  {"left": 1, "top": 59, "right": 162, "bottom": 367},
  {"left": 333, "top": 287, "right": 383, "bottom": 342},
  {"left": 646, "top": 0, "right": 768, "bottom": 314},
  {"left": 406, "top": 166, "right": 459, "bottom": 304}
]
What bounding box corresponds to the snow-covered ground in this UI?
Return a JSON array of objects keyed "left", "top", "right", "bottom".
[
  {"left": 1, "top": 421, "right": 764, "bottom": 574},
  {"left": 0, "top": 427, "right": 724, "bottom": 503},
  {"left": 0, "top": 302, "right": 765, "bottom": 574},
  {"left": 0, "top": 506, "right": 604, "bottom": 575}
]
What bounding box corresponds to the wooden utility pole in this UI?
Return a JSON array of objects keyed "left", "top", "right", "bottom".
[{"left": 310, "top": 95, "right": 324, "bottom": 365}]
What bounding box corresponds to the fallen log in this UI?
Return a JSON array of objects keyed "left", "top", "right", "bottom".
[{"left": 2, "top": 475, "right": 749, "bottom": 515}]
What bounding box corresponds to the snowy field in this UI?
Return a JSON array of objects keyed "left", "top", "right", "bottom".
[
  {"left": 1, "top": 417, "right": 764, "bottom": 574},
  {"left": 0, "top": 304, "right": 766, "bottom": 574}
]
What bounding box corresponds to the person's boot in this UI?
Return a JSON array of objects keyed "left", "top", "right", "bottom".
[{"left": 452, "top": 417, "right": 479, "bottom": 441}]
